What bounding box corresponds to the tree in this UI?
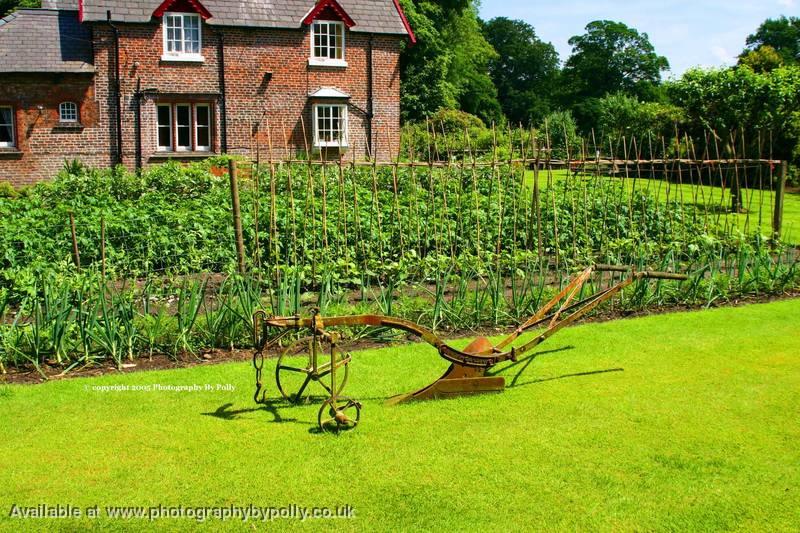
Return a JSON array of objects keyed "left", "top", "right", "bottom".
[
  {"left": 667, "top": 66, "right": 800, "bottom": 139},
  {"left": 739, "top": 45, "right": 785, "bottom": 73},
  {"left": 668, "top": 65, "right": 800, "bottom": 206},
  {"left": 398, "top": 0, "right": 458, "bottom": 120},
  {"left": 562, "top": 20, "right": 669, "bottom": 106},
  {"left": 742, "top": 16, "right": 800, "bottom": 66},
  {"left": 444, "top": 6, "right": 503, "bottom": 125},
  {"left": 1, "top": 0, "right": 39, "bottom": 17},
  {"left": 398, "top": 0, "right": 501, "bottom": 124},
  {"left": 483, "top": 17, "right": 560, "bottom": 126}
]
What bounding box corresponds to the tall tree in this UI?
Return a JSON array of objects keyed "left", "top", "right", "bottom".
[
  {"left": 742, "top": 16, "right": 800, "bottom": 66},
  {"left": 398, "top": 0, "right": 501, "bottom": 124},
  {"left": 444, "top": 6, "right": 503, "bottom": 125},
  {"left": 483, "top": 17, "right": 560, "bottom": 126},
  {"left": 562, "top": 20, "right": 668, "bottom": 101},
  {"left": 398, "top": 0, "right": 458, "bottom": 120},
  {"left": 561, "top": 20, "right": 669, "bottom": 132}
]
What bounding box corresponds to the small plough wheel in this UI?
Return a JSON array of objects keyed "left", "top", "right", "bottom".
[
  {"left": 318, "top": 397, "right": 361, "bottom": 433},
  {"left": 275, "top": 336, "right": 349, "bottom": 404}
]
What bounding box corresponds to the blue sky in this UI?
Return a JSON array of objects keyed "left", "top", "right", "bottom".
[{"left": 478, "top": 0, "right": 798, "bottom": 77}]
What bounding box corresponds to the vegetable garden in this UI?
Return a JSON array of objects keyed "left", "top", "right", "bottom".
[{"left": 1, "top": 126, "right": 798, "bottom": 377}]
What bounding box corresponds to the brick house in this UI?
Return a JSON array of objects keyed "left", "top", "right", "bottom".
[{"left": 0, "top": 0, "right": 414, "bottom": 186}]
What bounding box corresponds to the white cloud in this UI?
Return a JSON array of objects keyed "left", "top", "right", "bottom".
[
  {"left": 710, "top": 45, "right": 735, "bottom": 65},
  {"left": 778, "top": 0, "right": 795, "bottom": 8}
]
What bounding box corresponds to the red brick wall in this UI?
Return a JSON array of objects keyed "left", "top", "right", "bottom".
[
  {"left": 92, "top": 21, "right": 403, "bottom": 166},
  {"left": 0, "top": 74, "right": 108, "bottom": 186},
  {"left": 0, "top": 19, "right": 404, "bottom": 186}
]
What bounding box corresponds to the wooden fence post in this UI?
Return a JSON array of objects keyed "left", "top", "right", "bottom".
[
  {"left": 69, "top": 211, "right": 80, "bottom": 272},
  {"left": 229, "top": 159, "right": 246, "bottom": 274},
  {"left": 772, "top": 160, "right": 787, "bottom": 243},
  {"left": 101, "top": 217, "right": 106, "bottom": 279}
]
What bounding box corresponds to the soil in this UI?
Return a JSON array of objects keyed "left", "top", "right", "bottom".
[{"left": 3, "top": 290, "right": 798, "bottom": 386}]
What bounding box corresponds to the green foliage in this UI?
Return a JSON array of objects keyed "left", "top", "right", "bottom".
[
  {"left": 667, "top": 65, "right": 800, "bottom": 161},
  {"left": 428, "top": 108, "right": 486, "bottom": 131},
  {"left": 0, "top": 0, "right": 38, "bottom": 17},
  {"left": 0, "top": 161, "right": 237, "bottom": 299},
  {"left": 1, "top": 156, "right": 798, "bottom": 373},
  {"left": 399, "top": 0, "right": 501, "bottom": 124},
  {"left": 0, "top": 181, "right": 17, "bottom": 199},
  {"left": 739, "top": 45, "right": 785, "bottom": 73},
  {"left": 483, "top": 17, "right": 561, "bottom": 126},
  {"left": 595, "top": 93, "right": 685, "bottom": 139},
  {"left": 539, "top": 110, "right": 581, "bottom": 159},
  {"left": 562, "top": 20, "right": 669, "bottom": 106},
  {"left": 402, "top": 110, "right": 509, "bottom": 159},
  {"left": 743, "top": 16, "right": 800, "bottom": 66},
  {"left": 398, "top": 0, "right": 457, "bottom": 118},
  {"left": 443, "top": 4, "right": 504, "bottom": 125}
]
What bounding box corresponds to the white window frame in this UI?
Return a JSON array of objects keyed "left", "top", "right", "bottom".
[
  {"left": 194, "top": 104, "right": 211, "bottom": 152},
  {"left": 0, "top": 106, "right": 15, "bottom": 148},
  {"left": 313, "top": 103, "right": 348, "bottom": 148},
  {"left": 156, "top": 104, "right": 173, "bottom": 151},
  {"left": 161, "top": 12, "right": 204, "bottom": 62},
  {"left": 309, "top": 20, "right": 347, "bottom": 67},
  {"left": 58, "top": 102, "right": 79, "bottom": 123},
  {"left": 156, "top": 103, "right": 214, "bottom": 152}
]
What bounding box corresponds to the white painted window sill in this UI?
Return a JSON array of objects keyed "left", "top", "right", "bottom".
[
  {"left": 151, "top": 151, "right": 214, "bottom": 159},
  {"left": 308, "top": 58, "right": 347, "bottom": 68},
  {"left": 315, "top": 144, "right": 349, "bottom": 149},
  {"left": 161, "top": 54, "right": 205, "bottom": 63},
  {"left": 55, "top": 121, "right": 83, "bottom": 128}
]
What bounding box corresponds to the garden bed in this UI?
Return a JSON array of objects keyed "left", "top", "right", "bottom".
[{"left": 4, "top": 289, "right": 798, "bottom": 385}]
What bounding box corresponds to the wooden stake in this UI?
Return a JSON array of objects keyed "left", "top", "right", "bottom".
[
  {"left": 100, "top": 217, "right": 106, "bottom": 279},
  {"left": 228, "top": 160, "right": 246, "bottom": 274},
  {"left": 773, "top": 160, "right": 787, "bottom": 243},
  {"left": 69, "top": 211, "right": 80, "bottom": 272}
]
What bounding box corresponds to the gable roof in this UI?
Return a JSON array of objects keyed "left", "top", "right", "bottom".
[
  {"left": 152, "top": 0, "right": 213, "bottom": 20},
  {"left": 0, "top": 9, "right": 94, "bottom": 73},
  {"left": 65, "top": 0, "right": 411, "bottom": 37},
  {"left": 302, "top": 0, "right": 355, "bottom": 28}
]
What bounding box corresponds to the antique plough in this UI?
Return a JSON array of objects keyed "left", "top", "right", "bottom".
[{"left": 252, "top": 265, "right": 687, "bottom": 432}]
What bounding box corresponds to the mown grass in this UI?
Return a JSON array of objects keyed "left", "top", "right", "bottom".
[
  {"left": 526, "top": 169, "right": 800, "bottom": 244},
  {"left": 1, "top": 299, "right": 799, "bottom": 531}
]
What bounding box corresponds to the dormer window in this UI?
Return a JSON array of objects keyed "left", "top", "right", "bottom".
[
  {"left": 162, "top": 12, "right": 203, "bottom": 62},
  {"left": 310, "top": 21, "right": 346, "bottom": 67}
]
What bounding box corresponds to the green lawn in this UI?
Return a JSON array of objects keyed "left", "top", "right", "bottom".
[
  {"left": 2, "top": 299, "right": 799, "bottom": 531},
  {"left": 527, "top": 169, "right": 800, "bottom": 244}
]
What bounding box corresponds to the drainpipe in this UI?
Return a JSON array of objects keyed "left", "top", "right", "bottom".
[
  {"left": 135, "top": 78, "right": 142, "bottom": 173},
  {"left": 366, "top": 34, "right": 374, "bottom": 158},
  {"left": 217, "top": 32, "right": 228, "bottom": 153},
  {"left": 107, "top": 10, "right": 123, "bottom": 166}
]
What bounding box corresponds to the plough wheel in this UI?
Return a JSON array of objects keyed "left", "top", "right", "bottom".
[
  {"left": 275, "top": 336, "right": 349, "bottom": 404},
  {"left": 318, "top": 397, "right": 361, "bottom": 433}
]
